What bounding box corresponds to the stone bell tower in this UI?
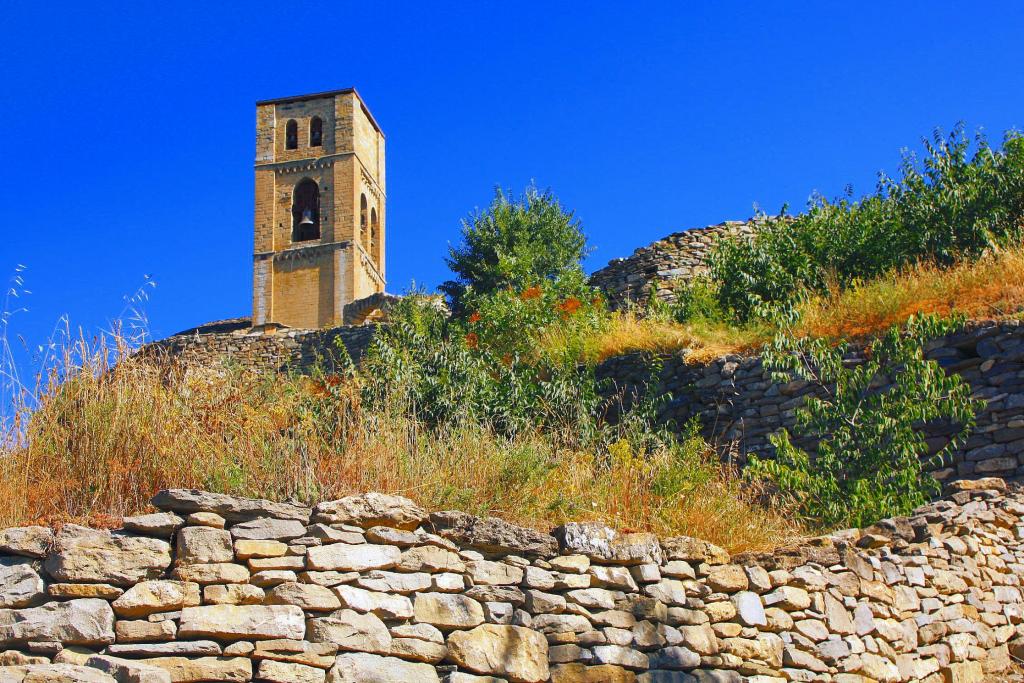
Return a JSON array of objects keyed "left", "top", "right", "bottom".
[{"left": 252, "top": 88, "right": 386, "bottom": 329}]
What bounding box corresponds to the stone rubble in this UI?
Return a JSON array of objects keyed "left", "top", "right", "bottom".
[{"left": 0, "top": 485, "right": 1022, "bottom": 682}]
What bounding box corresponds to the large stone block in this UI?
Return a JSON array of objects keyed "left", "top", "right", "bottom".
[
  {"left": 203, "top": 584, "right": 265, "bottom": 606},
  {"left": 266, "top": 582, "right": 341, "bottom": 612},
  {"left": 307, "top": 543, "right": 400, "bottom": 572},
  {"left": 554, "top": 523, "right": 662, "bottom": 565},
  {"left": 44, "top": 526, "right": 171, "bottom": 586},
  {"left": 413, "top": 593, "right": 485, "bottom": 630},
  {"left": 112, "top": 580, "right": 201, "bottom": 618},
  {"left": 0, "top": 560, "right": 45, "bottom": 608},
  {"left": 397, "top": 545, "right": 464, "bottom": 573},
  {"left": 173, "top": 562, "right": 250, "bottom": 585},
  {"left": 446, "top": 624, "right": 549, "bottom": 683},
  {"left": 308, "top": 610, "right": 391, "bottom": 655},
  {"left": 251, "top": 638, "right": 337, "bottom": 668},
  {"left": 428, "top": 510, "right": 558, "bottom": 557},
  {"left": 0, "top": 598, "right": 115, "bottom": 647},
  {"left": 326, "top": 652, "right": 440, "bottom": 683},
  {"left": 660, "top": 536, "right": 729, "bottom": 565},
  {"left": 257, "top": 659, "right": 326, "bottom": 683},
  {"left": 551, "top": 663, "right": 637, "bottom": 682},
  {"left": 136, "top": 656, "right": 252, "bottom": 682},
  {"left": 229, "top": 518, "right": 307, "bottom": 541},
  {"left": 333, "top": 585, "right": 412, "bottom": 619},
  {"left": 85, "top": 654, "right": 173, "bottom": 683},
  {"left": 0, "top": 527, "right": 53, "bottom": 558},
  {"left": 151, "top": 489, "right": 311, "bottom": 523},
  {"left": 176, "top": 527, "right": 234, "bottom": 564},
  {"left": 0, "top": 664, "right": 117, "bottom": 682},
  {"left": 704, "top": 565, "right": 748, "bottom": 593},
  {"left": 122, "top": 513, "right": 184, "bottom": 538},
  {"left": 313, "top": 493, "right": 426, "bottom": 530},
  {"left": 177, "top": 604, "right": 305, "bottom": 641}
]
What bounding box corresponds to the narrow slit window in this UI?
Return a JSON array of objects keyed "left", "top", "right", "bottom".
[
  {"left": 360, "top": 194, "right": 368, "bottom": 246},
  {"left": 370, "top": 207, "right": 381, "bottom": 267}
]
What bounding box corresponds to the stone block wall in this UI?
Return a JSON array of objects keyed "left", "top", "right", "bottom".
[
  {"left": 1, "top": 480, "right": 1023, "bottom": 682},
  {"left": 141, "top": 323, "right": 378, "bottom": 375},
  {"left": 597, "top": 320, "right": 1024, "bottom": 482},
  {"left": 589, "top": 220, "right": 758, "bottom": 311}
]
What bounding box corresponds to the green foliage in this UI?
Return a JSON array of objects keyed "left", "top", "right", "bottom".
[
  {"left": 362, "top": 286, "right": 607, "bottom": 445},
  {"left": 747, "top": 313, "right": 980, "bottom": 528},
  {"left": 709, "top": 215, "right": 821, "bottom": 322},
  {"left": 364, "top": 185, "right": 619, "bottom": 443},
  {"left": 441, "top": 186, "right": 590, "bottom": 313},
  {"left": 666, "top": 276, "right": 728, "bottom": 324},
  {"left": 467, "top": 271, "right": 604, "bottom": 364},
  {"left": 709, "top": 127, "right": 1024, "bottom": 322}
]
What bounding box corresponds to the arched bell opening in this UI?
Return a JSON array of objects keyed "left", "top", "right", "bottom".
[
  {"left": 292, "top": 178, "right": 320, "bottom": 242},
  {"left": 285, "top": 119, "right": 298, "bottom": 150},
  {"left": 310, "top": 116, "right": 323, "bottom": 147}
]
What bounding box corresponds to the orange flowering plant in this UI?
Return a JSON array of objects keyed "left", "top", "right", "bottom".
[{"left": 460, "top": 272, "right": 603, "bottom": 365}]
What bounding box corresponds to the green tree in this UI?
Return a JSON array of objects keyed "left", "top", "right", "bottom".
[
  {"left": 747, "top": 314, "right": 979, "bottom": 529},
  {"left": 440, "top": 186, "right": 589, "bottom": 312}
]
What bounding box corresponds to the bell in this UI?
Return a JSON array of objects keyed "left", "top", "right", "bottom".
[{"left": 299, "top": 209, "right": 314, "bottom": 226}]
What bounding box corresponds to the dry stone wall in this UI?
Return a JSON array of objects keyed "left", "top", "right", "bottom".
[
  {"left": 141, "top": 324, "right": 378, "bottom": 375},
  {"left": 597, "top": 320, "right": 1024, "bottom": 482},
  {"left": 1, "top": 480, "right": 1024, "bottom": 682},
  {"left": 589, "top": 221, "right": 758, "bottom": 311}
]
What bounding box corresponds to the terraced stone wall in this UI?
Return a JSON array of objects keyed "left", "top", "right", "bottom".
[
  {"left": 1, "top": 480, "right": 1023, "bottom": 682},
  {"left": 597, "top": 320, "right": 1024, "bottom": 482}
]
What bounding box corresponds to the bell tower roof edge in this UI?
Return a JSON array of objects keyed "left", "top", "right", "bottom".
[{"left": 256, "top": 87, "right": 384, "bottom": 136}]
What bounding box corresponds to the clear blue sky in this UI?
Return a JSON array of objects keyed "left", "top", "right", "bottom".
[{"left": 3, "top": 1, "right": 1023, "bottom": 355}]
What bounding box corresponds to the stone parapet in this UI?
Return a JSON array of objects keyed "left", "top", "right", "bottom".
[
  {"left": 140, "top": 323, "right": 378, "bottom": 375},
  {"left": 0, "top": 481, "right": 1022, "bottom": 681}
]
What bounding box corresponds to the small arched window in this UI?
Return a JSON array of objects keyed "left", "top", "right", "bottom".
[
  {"left": 292, "top": 178, "right": 320, "bottom": 242},
  {"left": 285, "top": 120, "right": 298, "bottom": 150},
  {"left": 360, "top": 194, "right": 368, "bottom": 246},
  {"left": 310, "top": 117, "right": 323, "bottom": 147},
  {"left": 370, "top": 207, "right": 381, "bottom": 267}
]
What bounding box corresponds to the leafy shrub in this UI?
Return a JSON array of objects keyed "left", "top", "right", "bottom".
[
  {"left": 666, "top": 276, "right": 729, "bottom": 325},
  {"left": 363, "top": 286, "right": 607, "bottom": 445},
  {"left": 747, "top": 314, "right": 979, "bottom": 528},
  {"left": 709, "top": 126, "right": 1024, "bottom": 322},
  {"left": 367, "top": 187, "right": 611, "bottom": 442},
  {"left": 441, "top": 186, "right": 590, "bottom": 313}
]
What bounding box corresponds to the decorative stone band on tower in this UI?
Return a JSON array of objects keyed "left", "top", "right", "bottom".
[
  {"left": 0, "top": 481, "right": 1021, "bottom": 681},
  {"left": 253, "top": 88, "right": 387, "bottom": 330}
]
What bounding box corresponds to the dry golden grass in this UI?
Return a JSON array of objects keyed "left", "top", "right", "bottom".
[
  {"left": 577, "top": 246, "right": 1024, "bottom": 362},
  {"left": 0, "top": 337, "right": 799, "bottom": 553},
  {"left": 547, "top": 311, "right": 766, "bottom": 366},
  {"left": 799, "top": 248, "right": 1024, "bottom": 340}
]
